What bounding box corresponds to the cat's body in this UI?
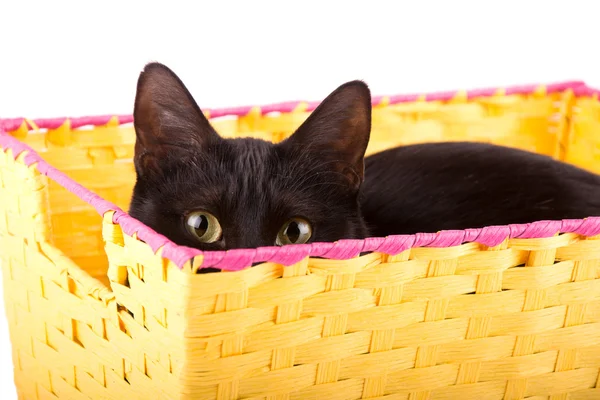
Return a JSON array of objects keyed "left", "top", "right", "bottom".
[
  {"left": 361, "top": 142, "right": 600, "bottom": 236},
  {"left": 129, "top": 62, "right": 600, "bottom": 251}
]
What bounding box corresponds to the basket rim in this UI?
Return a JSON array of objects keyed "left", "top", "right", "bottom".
[
  {"left": 0, "top": 80, "right": 590, "bottom": 130},
  {"left": 1, "top": 80, "right": 599, "bottom": 272}
]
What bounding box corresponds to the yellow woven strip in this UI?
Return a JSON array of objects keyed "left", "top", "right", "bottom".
[
  {"left": 553, "top": 89, "right": 576, "bottom": 161},
  {"left": 261, "top": 259, "right": 307, "bottom": 400},
  {"left": 504, "top": 235, "right": 557, "bottom": 399},
  {"left": 215, "top": 267, "right": 251, "bottom": 400},
  {"left": 564, "top": 94, "right": 600, "bottom": 174},
  {"left": 361, "top": 251, "right": 407, "bottom": 398}
]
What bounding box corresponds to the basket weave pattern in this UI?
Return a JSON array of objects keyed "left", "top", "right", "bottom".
[{"left": 1, "top": 82, "right": 600, "bottom": 399}]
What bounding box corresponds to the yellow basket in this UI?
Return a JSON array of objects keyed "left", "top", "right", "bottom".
[{"left": 1, "top": 81, "right": 600, "bottom": 400}]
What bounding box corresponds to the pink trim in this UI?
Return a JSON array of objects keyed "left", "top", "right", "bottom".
[
  {"left": 1, "top": 80, "right": 599, "bottom": 272},
  {"left": 573, "top": 84, "right": 600, "bottom": 98}
]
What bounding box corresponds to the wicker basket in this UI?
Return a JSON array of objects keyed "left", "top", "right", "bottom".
[{"left": 1, "top": 81, "right": 600, "bottom": 400}]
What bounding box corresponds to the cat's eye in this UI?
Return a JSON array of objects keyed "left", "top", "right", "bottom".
[
  {"left": 276, "top": 218, "right": 312, "bottom": 246},
  {"left": 185, "top": 211, "right": 222, "bottom": 243}
]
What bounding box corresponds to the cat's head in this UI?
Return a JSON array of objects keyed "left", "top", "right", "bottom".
[{"left": 129, "top": 62, "right": 371, "bottom": 250}]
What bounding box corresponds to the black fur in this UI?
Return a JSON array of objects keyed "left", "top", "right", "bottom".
[
  {"left": 129, "top": 63, "right": 370, "bottom": 250},
  {"left": 361, "top": 142, "right": 600, "bottom": 236},
  {"left": 129, "top": 62, "right": 600, "bottom": 252}
]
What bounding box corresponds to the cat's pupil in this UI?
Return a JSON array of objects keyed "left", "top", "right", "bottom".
[
  {"left": 193, "top": 215, "right": 209, "bottom": 235},
  {"left": 285, "top": 221, "right": 301, "bottom": 243}
]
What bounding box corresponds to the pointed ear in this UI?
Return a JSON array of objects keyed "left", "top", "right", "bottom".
[
  {"left": 133, "top": 62, "right": 219, "bottom": 177},
  {"left": 282, "top": 80, "right": 371, "bottom": 191}
]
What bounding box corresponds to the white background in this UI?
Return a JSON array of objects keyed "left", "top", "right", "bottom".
[{"left": 1, "top": 1, "right": 599, "bottom": 398}]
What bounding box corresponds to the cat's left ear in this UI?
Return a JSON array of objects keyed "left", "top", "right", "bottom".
[
  {"left": 282, "top": 80, "right": 372, "bottom": 191},
  {"left": 133, "top": 62, "right": 220, "bottom": 177}
]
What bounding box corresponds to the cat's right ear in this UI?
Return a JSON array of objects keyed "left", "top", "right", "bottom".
[
  {"left": 281, "top": 80, "right": 372, "bottom": 191},
  {"left": 133, "top": 62, "right": 219, "bottom": 177}
]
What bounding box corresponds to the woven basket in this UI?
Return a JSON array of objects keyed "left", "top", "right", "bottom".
[{"left": 1, "top": 81, "right": 600, "bottom": 400}]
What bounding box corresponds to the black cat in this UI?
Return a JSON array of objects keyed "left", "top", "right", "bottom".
[{"left": 129, "top": 62, "right": 600, "bottom": 251}]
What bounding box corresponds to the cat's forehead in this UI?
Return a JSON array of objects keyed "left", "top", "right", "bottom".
[{"left": 226, "top": 138, "right": 276, "bottom": 169}]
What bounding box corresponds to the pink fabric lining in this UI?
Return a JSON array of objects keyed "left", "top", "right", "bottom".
[{"left": 1, "top": 80, "right": 599, "bottom": 272}]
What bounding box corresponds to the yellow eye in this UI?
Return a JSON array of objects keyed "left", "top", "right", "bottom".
[
  {"left": 276, "top": 218, "right": 312, "bottom": 245},
  {"left": 185, "top": 211, "right": 222, "bottom": 243}
]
